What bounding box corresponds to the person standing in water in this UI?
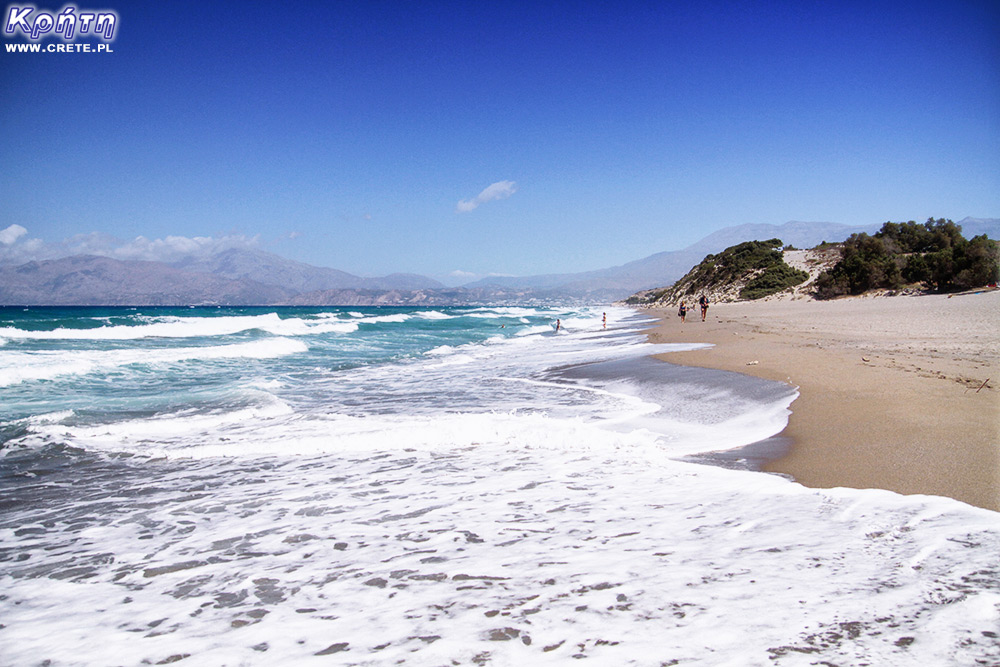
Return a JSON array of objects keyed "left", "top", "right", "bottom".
[
  {"left": 555, "top": 319, "right": 561, "bottom": 332},
  {"left": 699, "top": 294, "right": 709, "bottom": 322},
  {"left": 602, "top": 312, "right": 607, "bottom": 329}
]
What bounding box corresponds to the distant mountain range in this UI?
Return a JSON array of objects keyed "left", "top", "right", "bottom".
[
  {"left": 0, "top": 254, "right": 293, "bottom": 306},
  {"left": 172, "top": 249, "right": 444, "bottom": 293},
  {"left": 1, "top": 217, "right": 996, "bottom": 306}
]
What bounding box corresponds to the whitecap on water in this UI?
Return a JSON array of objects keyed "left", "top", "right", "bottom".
[{"left": 0, "top": 338, "right": 308, "bottom": 386}]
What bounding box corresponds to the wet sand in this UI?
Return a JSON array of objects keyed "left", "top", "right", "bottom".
[{"left": 646, "top": 290, "right": 1000, "bottom": 512}]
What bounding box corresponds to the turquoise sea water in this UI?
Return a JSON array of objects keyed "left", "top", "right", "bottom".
[
  {"left": 0, "top": 305, "right": 563, "bottom": 423},
  {"left": 1, "top": 305, "right": 998, "bottom": 665}
]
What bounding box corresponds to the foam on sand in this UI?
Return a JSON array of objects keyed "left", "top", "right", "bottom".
[{"left": 1, "top": 437, "right": 997, "bottom": 666}]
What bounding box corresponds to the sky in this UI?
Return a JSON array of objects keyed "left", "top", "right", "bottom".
[{"left": 1, "top": 0, "right": 998, "bottom": 284}]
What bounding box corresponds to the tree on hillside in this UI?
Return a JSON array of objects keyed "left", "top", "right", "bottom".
[
  {"left": 876, "top": 218, "right": 964, "bottom": 253},
  {"left": 814, "top": 233, "right": 900, "bottom": 298},
  {"left": 815, "top": 218, "right": 998, "bottom": 298}
]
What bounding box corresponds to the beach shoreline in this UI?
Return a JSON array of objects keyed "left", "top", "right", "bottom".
[{"left": 643, "top": 290, "right": 1000, "bottom": 512}]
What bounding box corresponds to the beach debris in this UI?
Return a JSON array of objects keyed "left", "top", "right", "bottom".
[
  {"left": 862, "top": 357, "right": 871, "bottom": 363},
  {"left": 746, "top": 360, "right": 759, "bottom": 366},
  {"left": 966, "top": 378, "right": 991, "bottom": 394}
]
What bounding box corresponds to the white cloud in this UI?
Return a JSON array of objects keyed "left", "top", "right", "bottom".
[
  {"left": 0, "top": 225, "right": 44, "bottom": 265},
  {"left": 63, "top": 231, "right": 116, "bottom": 255},
  {"left": 0, "top": 224, "right": 28, "bottom": 245},
  {"left": 109, "top": 234, "right": 260, "bottom": 262},
  {"left": 456, "top": 180, "right": 518, "bottom": 213},
  {"left": 0, "top": 230, "right": 263, "bottom": 266}
]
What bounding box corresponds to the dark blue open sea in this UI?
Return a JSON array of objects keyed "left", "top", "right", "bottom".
[{"left": 1, "top": 305, "right": 998, "bottom": 665}]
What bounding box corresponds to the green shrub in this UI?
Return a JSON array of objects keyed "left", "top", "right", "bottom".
[
  {"left": 815, "top": 219, "right": 998, "bottom": 298},
  {"left": 679, "top": 239, "right": 785, "bottom": 293},
  {"left": 901, "top": 254, "right": 930, "bottom": 284},
  {"left": 739, "top": 264, "right": 809, "bottom": 300},
  {"left": 814, "top": 271, "right": 849, "bottom": 299}
]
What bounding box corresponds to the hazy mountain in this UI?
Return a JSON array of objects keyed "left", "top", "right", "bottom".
[
  {"left": 0, "top": 255, "right": 293, "bottom": 306},
  {"left": 172, "top": 248, "right": 444, "bottom": 292},
  {"left": 173, "top": 248, "right": 365, "bottom": 291},
  {"left": 285, "top": 285, "right": 588, "bottom": 307},
  {"left": 0, "top": 250, "right": 446, "bottom": 306},
  {"left": 360, "top": 273, "right": 446, "bottom": 290},
  {"left": 957, "top": 216, "right": 1000, "bottom": 239}
]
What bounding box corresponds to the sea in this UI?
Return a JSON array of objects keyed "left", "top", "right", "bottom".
[{"left": 1, "top": 305, "right": 997, "bottom": 666}]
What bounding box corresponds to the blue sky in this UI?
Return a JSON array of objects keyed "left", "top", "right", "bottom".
[{"left": 2, "top": 0, "right": 998, "bottom": 283}]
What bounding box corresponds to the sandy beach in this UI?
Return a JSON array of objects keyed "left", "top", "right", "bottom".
[{"left": 647, "top": 290, "right": 1000, "bottom": 512}]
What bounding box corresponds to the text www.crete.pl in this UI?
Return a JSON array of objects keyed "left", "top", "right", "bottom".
[{"left": 5, "top": 41, "right": 113, "bottom": 52}]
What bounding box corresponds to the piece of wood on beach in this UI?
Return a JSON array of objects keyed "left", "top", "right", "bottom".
[{"left": 967, "top": 378, "right": 990, "bottom": 394}]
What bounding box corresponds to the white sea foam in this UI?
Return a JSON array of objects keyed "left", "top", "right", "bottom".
[
  {"left": 0, "top": 313, "right": 360, "bottom": 341},
  {"left": 516, "top": 324, "right": 554, "bottom": 336},
  {"left": 0, "top": 338, "right": 307, "bottom": 386},
  {"left": 2, "top": 305, "right": 997, "bottom": 666},
  {"left": 21, "top": 394, "right": 294, "bottom": 457},
  {"left": 0, "top": 313, "right": 285, "bottom": 340},
  {"left": 259, "top": 318, "right": 358, "bottom": 336},
  {"left": 26, "top": 410, "right": 75, "bottom": 425},
  {"left": 16, "top": 338, "right": 789, "bottom": 464},
  {"left": 469, "top": 306, "right": 558, "bottom": 318},
  {"left": 0, "top": 410, "right": 77, "bottom": 429},
  {"left": 247, "top": 378, "right": 286, "bottom": 391},
  {"left": 359, "top": 313, "right": 412, "bottom": 324},
  {"left": 1, "top": 435, "right": 997, "bottom": 666}
]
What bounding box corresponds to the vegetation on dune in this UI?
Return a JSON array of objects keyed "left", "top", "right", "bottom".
[
  {"left": 685, "top": 239, "right": 784, "bottom": 290},
  {"left": 682, "top": 239, "right": 808, "bottom": 301},
  {"left": 739, "top": 263, "right": 810, "bottom": 300},
  {"left": 815, "top": 218, "right": 999, "bottom": 299},
  {"left": 624, "top": 238, "right": 809, "bottom": 305},
  {"left": 621, "top": 217, "right": 997, "bottom": 307}
]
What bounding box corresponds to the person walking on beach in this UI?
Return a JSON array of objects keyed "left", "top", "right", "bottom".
[
  {"left": 699, "top": 294, "right": 709, "bottom": 322},
  {"left": 678, "top": 301, "right": 688, "bottom": 323}
]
